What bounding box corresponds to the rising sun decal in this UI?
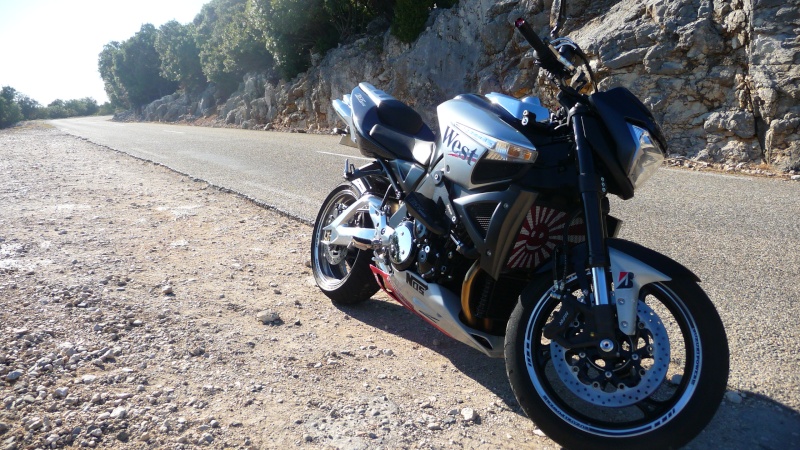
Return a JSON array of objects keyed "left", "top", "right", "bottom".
[{"left": 507, "top": 206, "right": 585, "bottom": 270}]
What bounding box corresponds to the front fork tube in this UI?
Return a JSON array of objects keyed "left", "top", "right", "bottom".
[
  {"left": 591, "top": 267, "right": 610, "bottom": 306},
  {"left": 571, "top": 106, "right": 611, "bottom": 307},
  {"left": 570, "top": 107, "right": 621, "bottom": 353}
]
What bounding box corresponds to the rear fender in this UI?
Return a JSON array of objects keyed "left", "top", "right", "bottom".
[{"left": 333, "top": 96, "right": 357, "bottom": 147}]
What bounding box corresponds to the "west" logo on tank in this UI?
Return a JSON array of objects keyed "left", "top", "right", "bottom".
[{"left": 443, "top": 126, "right": 479, "bottom": 165}]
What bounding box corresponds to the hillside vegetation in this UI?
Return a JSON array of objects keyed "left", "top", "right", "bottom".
[
  {"left": 0, "top": 86, "right": 111, "bottom": 128},
  {"left": 98, "top": 0, "right": 456, "bottom": 111},
  {"left": 1, "top": 0, "right": 455, "bottom": 129}
]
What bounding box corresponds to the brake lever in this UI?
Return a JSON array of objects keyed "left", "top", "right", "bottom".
[
  {"left": 552, "top": 36, "right": 598, "bottom": 94},
  {"left": 550, "top": 37, "right": 578, "bottom": 74}
]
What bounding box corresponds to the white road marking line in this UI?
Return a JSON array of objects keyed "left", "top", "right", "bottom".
[
  {"left": 317, "top": 151, "right": 371, "bottom": 161},
  {"left": 163, "top": 130, "right": 185, "bottom": 134}
]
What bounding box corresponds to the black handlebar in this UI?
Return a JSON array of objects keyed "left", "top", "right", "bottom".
[{"left": 514, "top": 18, "right": 570, "bottom": 79}]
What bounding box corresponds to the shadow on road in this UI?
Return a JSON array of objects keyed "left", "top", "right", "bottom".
[
  {"left": 336, "top": 297, "right": 520, "bottom": 411},
  {"left": 340, "top": 296, "right": 800, "bottom": 449},
  {"left": 687, "top": 393, "right": 800, "bottom": 449}
]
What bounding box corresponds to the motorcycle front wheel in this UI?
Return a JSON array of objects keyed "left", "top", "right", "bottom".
[
  {"left": 311, "top": 181, "right": 379, "bottom": 304},
  {"left": 505, "top": 275, "right": 729, "bottom": 450}
]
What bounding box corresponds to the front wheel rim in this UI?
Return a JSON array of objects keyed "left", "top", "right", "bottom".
[{"left": 523, "top": 280, "right": 703, "bottom": 437}]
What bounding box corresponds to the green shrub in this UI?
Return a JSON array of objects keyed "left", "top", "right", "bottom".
[
  {"left": 391, "top": 0, "right": 429, "bottom": 43},
  {"left": 0, "top": 87, "right": 24, "bottom": 128},
  {"left": 252, "top": 0, "right": 339, "bottom": 79},
  {"left": 391, "top": 0, "right": 457, "bottom": 43}
]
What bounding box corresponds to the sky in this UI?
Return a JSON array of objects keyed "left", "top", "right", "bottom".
[{"left": 0, "top": 0, "right": 211, "bottom": 106}]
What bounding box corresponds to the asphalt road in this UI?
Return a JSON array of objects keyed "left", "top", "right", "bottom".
[
  {"left": 50, "top": 116, "right": 800, "bottom": 446},
  {"left": 51, "top": 116, "right": 371, "bottom": 222}
]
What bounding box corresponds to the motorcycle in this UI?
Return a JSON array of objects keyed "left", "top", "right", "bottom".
[{"left": 310, "top": 16, "right": 729, "bottom": 450}]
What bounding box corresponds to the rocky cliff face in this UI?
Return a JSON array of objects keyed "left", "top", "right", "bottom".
[
  {"left": 569, "top": 0, "right": 800, "bottom": 171},
  {"left": 136, "top": 0, "right": 800, "bottom": 171}
]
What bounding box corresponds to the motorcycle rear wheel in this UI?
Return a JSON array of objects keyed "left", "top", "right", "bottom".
[
  {"left": 311, "top": 181, "right": 379, "bottom": 304},
  {"left": 505, "top": 276, "right": 729, "bottom": 450}
]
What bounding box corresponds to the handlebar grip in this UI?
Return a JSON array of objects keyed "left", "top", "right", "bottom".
[{"left": 514, "top": 18, "right": 568, "bottom": 78}]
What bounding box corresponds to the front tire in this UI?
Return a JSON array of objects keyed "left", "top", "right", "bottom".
[
  {"left": 311, "top": 181, "right": 379, "bottom": 304},
  {"left": 505, "top": 276, "right": 729, "bottom": 450}
]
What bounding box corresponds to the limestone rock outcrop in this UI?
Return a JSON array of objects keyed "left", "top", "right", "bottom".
[{"left": 135, "top": 0, "right": 800, "bottom": 171}]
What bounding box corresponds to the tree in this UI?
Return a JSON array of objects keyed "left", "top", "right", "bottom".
[
  {"left": 46, "top": 99, "right": 69, "bottom": 119},
  {"left": 1, "top": 86, "right": 17, "bottom": 104},
  {"left": 0, "top": 86, "right": 23, "bottom": 128},
  {"left": 391, "top": 0, "right": 430, "bottom": 43},
  {"left": 223, "top": 2, "right": 273, "bottom": 75},
  {"left": 65, "top": 98, "right": 99, "bottom": 116},
  {"left": 156, "top": 21, "right": 206, "bottom": 92},
  {"left": 82, "top": 98, "right": 100, "bottom": 116},
  {"left": 251, "top": 0, "right": 339, "bottom": 79},
  {"left": 16, "top": 94, "right": 44, "bottom": 120},
  {"left": 98, "top": 42, "right": 128, "bottom": 108},
  {"left": 98, "top": 102, "right": 116, "bottom": 115},
  {"left": 323, "top": 0, "right": 378, "bottom": 42},
  {"left": 390, "top": 0, "right": 457, "bottom": 43},
  {"left": 100, "top": 24, "right": 179, "bottom": 109},
  {"left": 194, "top": 0, "right": 273, "bottom": 92},
  {"left": 117, "top": 24, "right": 179, "bottom": 108}
]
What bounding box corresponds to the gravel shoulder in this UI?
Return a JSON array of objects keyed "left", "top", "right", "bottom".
[{"left": 1, "top": 124, "right": 798, "bottom": 449}]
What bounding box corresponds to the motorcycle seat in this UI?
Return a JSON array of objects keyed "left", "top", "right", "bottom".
[
  {"left": 352, "top": 83, "right": 435, "bottom": 166},
  {"left": 369, "top": 124, "right": 434, "bottom": 166},
  {"left": 359, "top": 82, "right": 425, "bottom": 136}
]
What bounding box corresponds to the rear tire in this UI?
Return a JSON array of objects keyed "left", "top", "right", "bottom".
[
  {"left": 505, "top": 276, "right": 729, "bottom": 450},
  {"left": 311, "top": 181, "right": 379, "bottom": 304}
]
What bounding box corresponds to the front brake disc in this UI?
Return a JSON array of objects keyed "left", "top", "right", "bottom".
[{"left": 550, "top": 301, "right": 670, "bottom": 407}]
